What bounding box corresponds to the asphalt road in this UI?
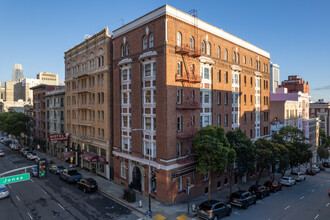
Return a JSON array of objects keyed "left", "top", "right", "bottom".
[
  {"left": 223, "top": 168, "right": 330, "bottom": 220},
  {"left": 0, "top": 143, "right": 141, "bottom": 220}
]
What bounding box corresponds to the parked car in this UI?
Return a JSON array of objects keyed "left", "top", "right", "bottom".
[
  {"left": 305, "top": 168, "right": 316, "bottom": 175},
  {"left": 27, "top": 152, "right": 38, "bottom": 160},
  {"left": 13, "top": 145, "right": 21, "bottom": 151},
  {"left": 0, "top": 150, "right": 4, "bottom": 157},
  {"left": 197, "top": 200, "right": 231, "bottom": 220},
  {"left": 311, "top": 165, "right": 320, "bottom": 173},
  {"left": 49, "top": 164, "right": 65, "bottom": 174},
  {"left": 291, "top": 172, "right": 306, "bottom": 181},
  {"left": 60, "top": 168, "right": 82, "bottom": 183},
  {"left": 0, "top": 185, "right": 9, "bottom": 199},
  {"left": 248, "top": 184, "right": 270, "bottom": 199},
  {"left": 24, "top": 150, "right": 33, "bottom": 157},
  {"left": 280, "top": 176, "right": 296, "bottom": 186},
  {"left": 230, "top": 190, "right": 256, "bottom": 209},
  {"left": 20, "top": 148, "right": 29, "bottom": 155},
  {"left": 264, "top": 181, "right": 282, "bottom": 193},
  {"left": 28, "top": 166, "right": 38, "bottom": 177},
  {"left": 323, "top": 162, "right": 330, "bottom": 168},
  {"left": 76, "top": 178, "right": 98, "bottom": 193}
]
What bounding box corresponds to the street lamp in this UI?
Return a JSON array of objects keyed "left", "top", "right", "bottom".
[{"left": 132, "top": 128, "right": 152, "bottom": 216}]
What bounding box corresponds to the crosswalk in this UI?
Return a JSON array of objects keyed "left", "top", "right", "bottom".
[{"left": 151, "top": 213, "right": 190, "bottom": 220}]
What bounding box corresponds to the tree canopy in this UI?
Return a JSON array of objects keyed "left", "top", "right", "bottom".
[{"left": 0, "top": 112, "right": 28, "bottom": 137}]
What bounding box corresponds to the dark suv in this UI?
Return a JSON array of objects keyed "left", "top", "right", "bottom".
[
  {"left": 230, "top": 190, "right": 257, "bottom": 209},
  {"left": 249, "top": 185, "right": 270, "bottom": 199},
  {"left": 264, "top": 181, "right": 282, "bottom": 193},
  {"left": 197, "top": 200, "right": 231, "bottom": 220}
]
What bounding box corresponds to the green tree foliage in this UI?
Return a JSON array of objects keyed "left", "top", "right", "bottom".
[
  {"left": 226, "top": 129, "right": 255, "bottom": 177},
  {"left": 0, "top": 112, "right": 28, "bottom": 144},
  {"left": 317, "top": 145, "right": 329, "bottom": 161},
  {"left": 319, "top": 129, "right": 329, "bottom": 147},
  {"left": 255, "top": 138, "right": 275, "bottom": 184},
  {"left": 278, "top": 125, "right": 306, "bottom": 143},
  {"left": 193, "top": 126, "right": 232, "bottom": 200}
]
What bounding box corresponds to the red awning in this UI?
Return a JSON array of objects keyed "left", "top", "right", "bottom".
[
  {"left": 61, "top": 151, "right": 75, "bottom": 158},
  {"left": 82, "top": 152, "right": 98, "bottom": 162},
  {"left": 98, "top": 156, "right": 107, "bottom": 164}
]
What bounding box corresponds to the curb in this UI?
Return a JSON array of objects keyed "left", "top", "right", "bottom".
[{"left": 98, "top": 189, "right": 147, "bottom": 216}]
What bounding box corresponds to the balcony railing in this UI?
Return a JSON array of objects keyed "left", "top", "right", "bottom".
[
  {"left": 175, "top": 45, "right": 201, "bottom": 57},
  {"left": 177, "top": 101, "right": 201, "bottom": 110}
]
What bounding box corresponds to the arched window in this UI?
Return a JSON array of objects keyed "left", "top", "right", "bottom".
[
  {"left": 237, "top": 53, "right": 239, "bottom": 64},
  {"left": 190, "top": 36, "right": 194, "bottom": 50},
  {"left": 233, "top": 52, "right": 236, "bottom": 63},
  {"left": 143, "top": 36, "right": 148, "bottom": 50},
  {"left": 126, "top": 43, "right": 130, "bottom": 55},
  {"left": 149, "top": 34, "right": 154, "bottom": 48},
  {"left": 177, "top": 32, "right": 182, "bottom": 47},
  {"left": 224, "top": 49, "right": 228, "bottom": 60},
  {"left": 263, "top": 63, "right": 265, "bottom": 72},
  {"left": 217, "top": 46, "right": 220, "bottom": 58},
  {"left": 201, "top": 41, "right": 205, "bottom": 54},
  {"left": 250, "top": 58, "right": 252, "bottom": 66},
  {"left": 207, "top": 43, "right": 211, "bottom": 55},
  {"left": 121, "top": 45, "right": 125, "bottom": 57},
  {"left": 243, "top": 56, "right": 246, "bottom": 64}
]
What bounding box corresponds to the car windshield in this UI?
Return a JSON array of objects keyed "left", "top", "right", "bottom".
[
  {"left": 199, "top": 203, "right": 213, "bottom": 211},
  {"left": 0, "top": 185, "right": 7, "bottom": 192},
  {"left": 282, "top": 177, "right": 289, "bottom": 180},
  {"left": 68, "top": 170, "right": 79, "bottom": 175},
  {"left": 87, "top": 179, "right": 97, "bottom": 185},
  {"left": 58, "top": 166, "right": 65, "bottom": 169}
]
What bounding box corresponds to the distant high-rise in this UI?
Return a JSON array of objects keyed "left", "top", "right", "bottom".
[
  {"left": 12, "top": 64, "right": 24, "bottom": 82},
  {"left": 270, "top": 62, "right": 280, "bottom": 93}
]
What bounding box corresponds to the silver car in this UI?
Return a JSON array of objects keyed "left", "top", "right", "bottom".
[
  {"left": 0, "top": 185, "right": 9, "bottom": 199},
  {"left": 291, "top": 172, "right": 306, "bottom": 181},
  {"left": 280, "top": 176, "right": 296, "bottom": 186}
]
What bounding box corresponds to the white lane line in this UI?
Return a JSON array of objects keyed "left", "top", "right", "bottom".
[
  {"left": 16, "top": 196, "right": 20, "bottom": 201},
  {"left": 284, "top": 205, "right": 291, "bottom": 210},
  {"left": 42, "top": 189, "right": 47, "bottom": 194},
  {"left": 314, "top": 214, "right": 319, "bottom": 219},
  {"left": 30, "top": 179, "right": 34, "bottom": 183},
  {"left": 58, "top": 203, "right": 65, "bottom": 210},
  {"left": 300, "top": 196, "right": 304, "bottom": 200},
  {"left": 326, "top": 203, "right": 330, "bottom": 207},
  {"left": 234, "top": 211, "right": 240, "bottom": 215},
  {"left": 312, "top": 189, "right": 315, "bottom": 192},
  {"left": 27, "top": 212, "right": 33, "bottom": 219},
  {"left": 8, "top": 184, "right": 11, "bottom": 188}
]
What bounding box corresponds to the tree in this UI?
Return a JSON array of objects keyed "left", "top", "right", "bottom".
[
  {"left": 193, "top": 126, "right": 230, "bottom": 201},
  {"left": 319, "top": 129, "right": 330, "bottom": 147},
  {"left": 0, "top": 112, "right": 28, "bottom": 145},
  {"left": 317, "top": 145, "right": 329, "bottom": 161},
  {"left": 255, "top": 138, "right": 275, "bottom": 184},
  {"left": 278, "top": 125, "right": 306, "bottom": 143}
]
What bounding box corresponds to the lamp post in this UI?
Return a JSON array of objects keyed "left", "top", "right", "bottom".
[{"left": 132, "top": 128, "right": 152, "bottom": 216}]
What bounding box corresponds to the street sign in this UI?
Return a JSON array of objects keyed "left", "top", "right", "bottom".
[{"left": 0, "top": 173, "right": 30, "bottom": 185}]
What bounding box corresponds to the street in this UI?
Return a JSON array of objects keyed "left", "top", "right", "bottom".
[
  {"left": 0, "top": 143, "right": 141, "bottom": 220},
  {"left": 224, "top": 169, "right": 330, "bottom": 220}
]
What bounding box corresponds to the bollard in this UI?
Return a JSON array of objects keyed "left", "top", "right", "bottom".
[{"left": 138, "top": 200, "right": 143, "bottom": 208}]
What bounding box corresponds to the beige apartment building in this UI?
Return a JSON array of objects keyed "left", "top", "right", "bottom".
[{"left": 64, "top": 27, "right": 112, "bottom": 179}]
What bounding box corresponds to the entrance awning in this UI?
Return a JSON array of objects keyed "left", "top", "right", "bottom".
[
  {"left": 82, "top": 152, "right": 98, "bottom": 162},
  {"left": 98, "top": 156, "right": 107, "bottom": 164},
  {"left": 61, "top": 151, "right": 75, "bottom": 158}
]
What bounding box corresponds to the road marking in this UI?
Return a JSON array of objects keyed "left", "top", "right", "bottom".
[
  {"left": 284, "top": 205, "right": 291, "bottom": 210},
  {"left": 27, "top": 212, "right": 33, "bottom": 219},
  {"left": 234, "top": 211, "right": 240, "bottom": 215},
  {"left": 8, "top": 184, "right": 11, "bottom": 188},
  {"left": 58, "top": 203, "right": 65, "bottom": 210},
  {"left": 257, "top": 200, "right": 261, "bottom": 204},
  {"left": 30, "top": 179, "right": 34, "bottom": 183},
  {"left": 314, "top": 214, "right": 319, "bottom": 219},
  {"left": 16, "top": 196, "right": 20, "bottom": 201},
  {"left": 42, "top": 189, "right": 47, "bottom": 194},
  {"left": 312, "top": 189, "right": 315, "bottom": 192},
  {"left": 326, "top": 203, "right": 330, "bottom": 207},
  {"left": 300, "top": 196, "right": 304, "bottom": 200}
]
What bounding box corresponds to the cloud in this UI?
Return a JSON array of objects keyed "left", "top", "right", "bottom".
[{"left": 314, "top": 85, "right": 330, "bottom": 90}]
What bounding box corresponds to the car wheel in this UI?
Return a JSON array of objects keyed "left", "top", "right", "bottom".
[
  {"left": 227, "top": 209, "right": 231, "bottom": 216},
  {"left": 253, "top": 199, "right": 257, "bottom": 204}
]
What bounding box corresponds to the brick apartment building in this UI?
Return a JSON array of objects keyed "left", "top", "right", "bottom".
[
  {"left": 310, "top": 99, "right": 330, "bottom": 136},
  {"left": 280, "top": 75, "right": 309, "bottom": 95},
  {"left": 64, "top": 28, "right": 112, "bottom": 179},
  {"left": 31, "top": 84, "right": 62, "bottom": 152},
  {"left": 111, "top": 5, "right": 271, "bottom": 204}
]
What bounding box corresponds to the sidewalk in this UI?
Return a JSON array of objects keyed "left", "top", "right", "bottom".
[{"left": 38, "top": 151, "right": 304, "bottom": 220}]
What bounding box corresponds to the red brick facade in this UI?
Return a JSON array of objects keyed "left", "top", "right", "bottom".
[{"left": 280, "top": 75, "right": 310, "bottom": 95}]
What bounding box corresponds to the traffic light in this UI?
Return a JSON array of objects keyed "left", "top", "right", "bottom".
[
  {"left": 186, "top": 177, "right": 190, "bottom": 187},
  {"left": 151, "top": 173, "right": 156, "bottom": 192},
  {"left": 38, "top": 158, "right": 47, "bottom": 178}
]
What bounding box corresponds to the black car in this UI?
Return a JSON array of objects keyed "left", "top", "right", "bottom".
[
  {"left": 230, "top": 190, "right": 257, "bottom": 209},
  {"left": 264, "top": 181, "right": 282, "bottom": 193},
  {"left": 76, "top": 178, "right": 98, "bottom": 193},
  {"left": 323, "top": 162, "right": 330, "bottom": 168},
  {"left": 197, "top": 200, "right": 231, "bottom": 220},
  {"left": 49, "top": 164, "right": 66, "bottom": 174},
  {"left": 249, "top": 184, "right": 270, "bottom": 199}
]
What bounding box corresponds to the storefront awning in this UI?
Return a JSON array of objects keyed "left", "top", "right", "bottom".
[
  {"left": 82, "top": 152, "right": 98, "bottom": 162},
  {"left": 61, "top": 151, "right": 75, "bottom": 158},
  {"left": 98, "top": 156, "right": 107, "bottom": 164}
]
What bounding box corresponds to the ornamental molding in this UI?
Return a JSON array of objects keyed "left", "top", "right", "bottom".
[
  {"left": 199, "top": 56, "right": 215, "bottom": 64},
  {"left": 254, "top": 71, "right": 262, "bottom": 77},
  {"left": 118, "top": 58, "right": 132, "bottom": 66},
  {"left": 138, "top": 51, "right": 157, "bottom": 60},
  {"left": 231, "top": 65, "right": 242, "bottom": 72}
]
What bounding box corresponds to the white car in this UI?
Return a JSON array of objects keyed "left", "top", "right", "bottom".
[
  {"left": 280, "top": 176, "right": 296, "bottom": 186},
  {"left": 27, "top": 152, "right": 38, "bottom": 160},
  {"left": 291, "top": 172, "right": 306, "bottom": 181},
  {"left": 0, "top": 185, "right": 9, "bottom": 199},
  {"left": 0, "top": 150, "right": 4, "bottom": 157},
  {"left": 311, "top": 165, "right": 320, "bottom": 173}
]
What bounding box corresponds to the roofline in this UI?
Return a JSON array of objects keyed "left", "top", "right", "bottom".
[{"left": 113, "top": 4, "right": 270, "bottom": 58}]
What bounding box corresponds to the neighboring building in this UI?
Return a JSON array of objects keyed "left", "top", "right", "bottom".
[
  {"left": 37, "top": 72, "right": 59, "bottom": 85},
  {"left": 270, "top": 62, "right": 280, "bottom": 93},
  {"left": 112, "top": 5, "right": 271, "bottom": 204},
  {"left": 270, "top": 87, "right": 310, "bottom": 139},
  {"left": 12, "top": 64, "right": 24, "bottom": 82},
  {"left": 309, "top": 117, "right": 320, "bottom": 163},
  {"left": 24, "top": 104, "right": 34, "bottom": 148},
  {"left": 30, "top": 84, "right": 61, "bottom": 152},
  {"left": 45, "top": 87, "right": 66, "bottom": 157},
  {"left": 65, "top": 27, "right": 112, "bottom": 179},
  {"left": 280, "top": 75, "right": 309, "bottom": 95},
  {"left": 310, "top": 99, "right": 330, "bottom": 136}
]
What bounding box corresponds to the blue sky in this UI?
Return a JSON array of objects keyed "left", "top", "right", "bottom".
[{"left": 1, "top": 0, "right": 329, "bottom": 101}]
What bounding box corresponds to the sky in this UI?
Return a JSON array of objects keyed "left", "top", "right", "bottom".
[{"left": 1, "top": 0, "right": 329, "bottom": 101}]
